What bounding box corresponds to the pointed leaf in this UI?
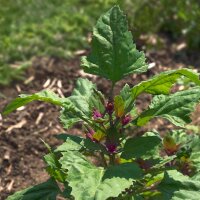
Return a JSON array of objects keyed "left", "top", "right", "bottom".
[
  {"left": 131, "top": 68, "right": 200, "bottom": 100},
  {"left": 3, "top": 90, "right": 64, "bottom": 115},
  {"left": 6, "top": 179, "right": 60, "bottom": 200},
  {"left": 135, "top": 87, "right": 200, "bottom": 127},
  {"left": 81, "top": 6, "right": 147, "bottom": 83}
]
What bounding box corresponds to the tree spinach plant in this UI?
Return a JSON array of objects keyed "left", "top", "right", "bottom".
[{"left": 3, "top": 6, "right": 200, "bottom": 200}]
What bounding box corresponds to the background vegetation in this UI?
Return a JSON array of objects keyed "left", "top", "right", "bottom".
[{"left": 0, "top": 0, "right": 199, "bottom": 85}]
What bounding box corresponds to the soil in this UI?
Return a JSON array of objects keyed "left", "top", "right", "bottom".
[{"left": 0, "top": 35, "right": 200, "bottom": 200}]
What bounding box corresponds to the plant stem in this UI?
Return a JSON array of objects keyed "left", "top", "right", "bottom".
[
  {"left": 100, "top": 152, "right": 107, "bottom": 167},
  {"left": 109, "top": 82, "right": 115, "bottom": 101},
  {"left": 109, "top": 154, "right": 116, "bottom": 165}
]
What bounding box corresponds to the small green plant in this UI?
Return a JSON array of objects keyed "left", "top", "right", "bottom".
[{"left": 3, "top": 6, "right": 200, "bottom": 200}]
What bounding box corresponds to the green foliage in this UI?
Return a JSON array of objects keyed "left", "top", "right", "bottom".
[
  {"left": 81, "top": 6, "right": 147, "bottom": 83},
  {"left": 121, "top": 133, "right": 161, "bottom": 159},
  {"left": 135, "top": 87, "right": 200, "bottom": 127},
  {"left": 158, "top": 170, "right": 200, "bottom": 200},
  {"left": 6, "top": 179, "right": 60, "bottom": 200},
  {"left": 3, "top": 6, "right": 200, "bottom": 200},
  {"left": 3, "top": 90, "right": 64, "bottom": 115},
  {"left": 1, "top": 0, "right": 199, "bottom": 85}
]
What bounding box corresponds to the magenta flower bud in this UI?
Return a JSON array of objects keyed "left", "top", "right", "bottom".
[
  {"left": 106, "top": 102, "right": 114, "bottom": 114},
  {"left": 92, "top": 109, "right": 102, "bottom": 119},
  {"left": 86, "top": 129, "right": 97, "bottom": 142},
  {"left": 106, "top": 143, "right": 117, "bottom": 154},
  {"left": 86, "top": 133, "right": 93, "bottom": 140},
  {"left": 121, "top": 114, "right": 131, "bottom": 126}
]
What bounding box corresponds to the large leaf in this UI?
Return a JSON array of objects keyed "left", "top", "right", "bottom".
[
  {"left": 135, "top": 87, "right": 200, "bottom": 127},
  {"left": 121, "top": 133, "right": 161, "bottom": 159},
  {"left": 81, "top": 6, "right": 147, "bottom": 83},
  {"left": 131, "top": 68, "right": 200, "bottom": 100},
  {"left": 60, "top": 78, "right": 105, "bottom": 128},
  {"left": 158, "top": 170, "right": 200, "bottom": 200},
  {"left": 59, "top": 150, "right": 143, "bottom": 200},
  {"left": 6, "top": 179, "right": 60, "bottom": 200},
  {"left": 3, "top": 90, "right": 64, "bottom": 115}
]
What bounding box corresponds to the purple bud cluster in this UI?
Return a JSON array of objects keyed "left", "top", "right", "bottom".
[
  {"left": 106, "top": 101, "right": 114, "bottom": 114},
  {"left": 105, "top": 143, "right": 117, "bottom": 154},
  {"left": 86, "top": 100, "right": 132, "bottom": 155},
  {"left": 92, "top": 109, "right": 102, "bottom": 120},
  {"left": 121, "top": 114, "right": 131, "bottom": 126}
]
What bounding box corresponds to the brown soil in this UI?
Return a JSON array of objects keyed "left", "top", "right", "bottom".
[{"left": 0, "top": 36, "right": 200, "bottom": 199}]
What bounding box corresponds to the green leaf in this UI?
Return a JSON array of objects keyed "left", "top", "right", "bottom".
[
  {"left": 120, "top": 84, "right": 137, "bottom": 116},
  {"left": 55, "top": 134, "right": 106, "bottom": 153},
  {"left": 44, "top": 153, "right": 67, "bottom": 183},
  {"left": 81, "top": 6, "right": 147, "bottom": 83},
  {"left": 158, "top": 170, "right": 200, "bottom": 200},
  {"left": 104, "top": 163, "right": 143, "bottom": 180},
  {"left": 55, "top": 138, "right": 82, "bottom": 152},
  {"left": 121, "top": 133, "right": 161, "bottom": 159},
  {"left": 114, "top": 95, "right": 125, "bottom": 117},
  {"left": 3, "top": 90, "right": 64, "bottom": 115},
  {"left": 131, "top": 68, "right": 200, "bottom": 100},
  {"left": 135, "top": 87, "right": 200, "bottom": 127},
  {"left": 55, "top": 133, "right": 83, "bottom": 143},
  {"left": 6, "top": 179, "right": 60, "bottom": 200},
  {"left": 60, "top": 78, "right": 105, "bottom": 128},
  {"left": 59, "top": 151, "right": 142, "bottom": 200}
]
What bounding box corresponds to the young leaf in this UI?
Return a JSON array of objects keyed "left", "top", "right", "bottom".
[
  {"left": 121, "top": 133, "right": 161, "bottom": 159},
  {"left": 6, "top": 179, "right": 60, "bottom": 200},
  {"left": 158, "top": 170, "right": 200, "bottom": 200},
  {"left": 59, "top": 150, "right": 142, "bottom": 200},
  {"left": 135, "top": 87, "right": 200, "bottom": 127},
  {"left": 60, "top": 78, "right": 105, "bottom": 128},
  {"left": 3, "top": 90, "right": 64, "bottom": 115},
  {"left": 81, "top": 6, "right": 147, "bottom": 83},
  {"left": 131, "top": 68, "right": 200, "bottom": 100},
  {"left": 114, "top": 95, "right": 125, "bottom": 117}
]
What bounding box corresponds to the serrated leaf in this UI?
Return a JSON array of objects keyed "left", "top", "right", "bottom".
[
  {"left": 131, "top": 68, "right": 200, "bottom": 100},
  {"left": 135, "top": 87, "right": 200, "bottom": 127},
  {"left": 158, "top": 170, "right": 200, "bottom": 200},
  {"left": 60, "top": 78, "right": 104, "bottom": 128},
  {"left": 114, "top": 95, "right": 125, "bottom": 117},
  {"left": 6, "top": 179, "right": 60, "bottom": 200},
  {"left": 59, "top": 151, "right": 142, "bottom": 200},
  {"left": 81, "top": 6, "right": 147, "bottom": 83},
  {"left": 121, "top": 133, "right": 161, "bottom": 159},
  {"left": 3, "top": 90, "right": 64, "bottom": 115}
]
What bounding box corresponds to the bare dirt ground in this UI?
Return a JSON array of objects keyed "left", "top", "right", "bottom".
[{"left": 1, "top": 36, "right": 200, "bottom": 199}]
